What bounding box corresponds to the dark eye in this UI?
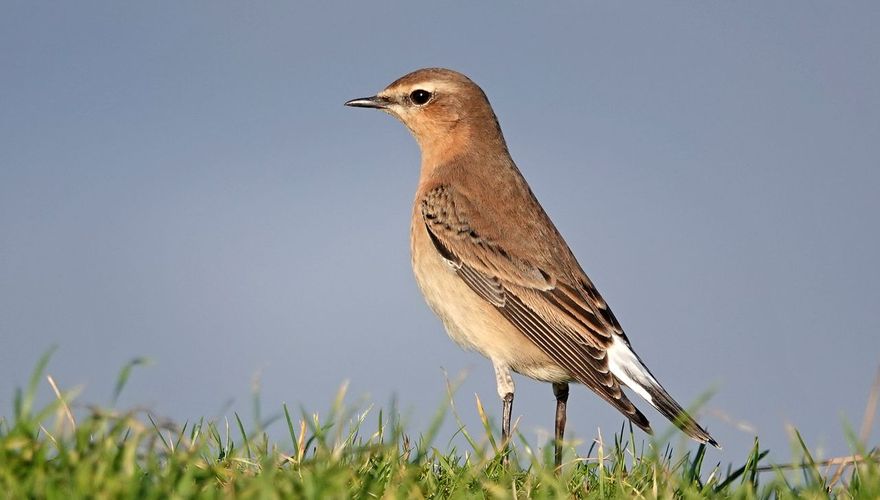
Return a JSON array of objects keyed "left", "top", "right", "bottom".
[{"left": 409, "top": 89, "right": 432, "bottom": 105}]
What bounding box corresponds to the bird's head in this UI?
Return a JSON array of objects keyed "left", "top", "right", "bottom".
[{"left": 346, "top": 68, "right": 505, "bottom": 157}]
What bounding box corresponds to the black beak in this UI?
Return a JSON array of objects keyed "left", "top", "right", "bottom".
[{"left": 344, "top": 95, "right": 390, "bottom": 109}]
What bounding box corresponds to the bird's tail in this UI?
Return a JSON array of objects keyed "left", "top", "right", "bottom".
[
  {"left": 639, "top": 377, "right": 719, "bottom": 448},
  {"left": 607, "top": 336, "right": 720, "bottom": 448}
]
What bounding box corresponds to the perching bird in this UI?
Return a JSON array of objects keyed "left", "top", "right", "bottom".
[{"left": 345, "top": 68, "right": 718, "bottom": 466}]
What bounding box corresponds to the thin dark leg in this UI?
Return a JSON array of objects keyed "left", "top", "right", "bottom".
[
  {"left": 552, "top": 382, "right": 569, "bottom": 469},
  {"left": 501, "top": 392, "right": 514, "bottom": 464}
]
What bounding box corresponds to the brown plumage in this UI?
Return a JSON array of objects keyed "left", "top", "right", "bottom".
[{"left": 346, "top": 68, "right": 719, "bottom": 465}]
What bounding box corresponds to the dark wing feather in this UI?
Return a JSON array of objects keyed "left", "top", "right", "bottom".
[{"left": 420, "top": 185, "right": 651, "bottom": 431}]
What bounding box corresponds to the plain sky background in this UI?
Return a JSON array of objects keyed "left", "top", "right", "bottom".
[{"left": 2, "top": 2, "right": 878, "bottom": 464}]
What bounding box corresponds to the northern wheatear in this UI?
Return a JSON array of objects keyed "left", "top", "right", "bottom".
[{"left": 346, "top": 68, "right": 718, "bottom": 466}]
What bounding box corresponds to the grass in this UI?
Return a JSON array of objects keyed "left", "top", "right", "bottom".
[{"left": 1, "top": 352, "right": 878, "bottom": 498}]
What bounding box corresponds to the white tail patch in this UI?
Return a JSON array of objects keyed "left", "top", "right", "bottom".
[{"left": 606, "top": 335, "right": 658, "bottom": 404}]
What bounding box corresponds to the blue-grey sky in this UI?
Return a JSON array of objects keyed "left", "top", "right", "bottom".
[{"left": 2, "top": 2, "right": 878, "bottom": 463}]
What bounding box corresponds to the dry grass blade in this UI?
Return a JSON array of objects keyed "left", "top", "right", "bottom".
[
  {"left": 828, "top": 364, "right": 880, "bottom": 486},
  {"left": 708, "top": 408, "right": 757, "bottom": 435},
  {"left": 474, "top": 393, "right": 496, "bottom": 451},
  {"left": 46, "top": 374, "right": 76, "bottom": 431},
  {"left": 826, "top": 454, "right": 874, "bottom": 487},
  {"left": 859, "top": 365, "right": 880, "bottom": 444},
  {"left": 38, "top": 425, "right": 57, "bottom": 446},
  {"left": 297, "top": 419, "right": 306, "bottom": 462},
  {"left": 755, "top": 453, "right": 876, "bottom": 473}
]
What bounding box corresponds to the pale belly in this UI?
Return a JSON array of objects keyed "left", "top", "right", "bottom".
[{"left": 409, "top": 221, "right": 571, "bottom": 383}]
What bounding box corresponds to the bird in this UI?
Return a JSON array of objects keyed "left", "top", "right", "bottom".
[{"left": 345, "top": 68, "right": 718, "bottom": 466}]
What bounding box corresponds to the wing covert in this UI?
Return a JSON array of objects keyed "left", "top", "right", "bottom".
[{"left": 420, "top": 185, "right": 650, "bottom": 431}]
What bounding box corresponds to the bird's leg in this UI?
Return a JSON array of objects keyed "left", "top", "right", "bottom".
[
  {"left": 552, "top": 382, "right": 569, "bottom": 469},
  {"left": 493, "top": 361, "right": 515, "bottom": 465},
  {"left": 501, "top": 392, "right": 514, "bottom": 454}
]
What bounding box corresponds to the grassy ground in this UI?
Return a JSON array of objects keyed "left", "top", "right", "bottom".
[{"left": 1, "top": 353, "right": 877, "bottom": 498}]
